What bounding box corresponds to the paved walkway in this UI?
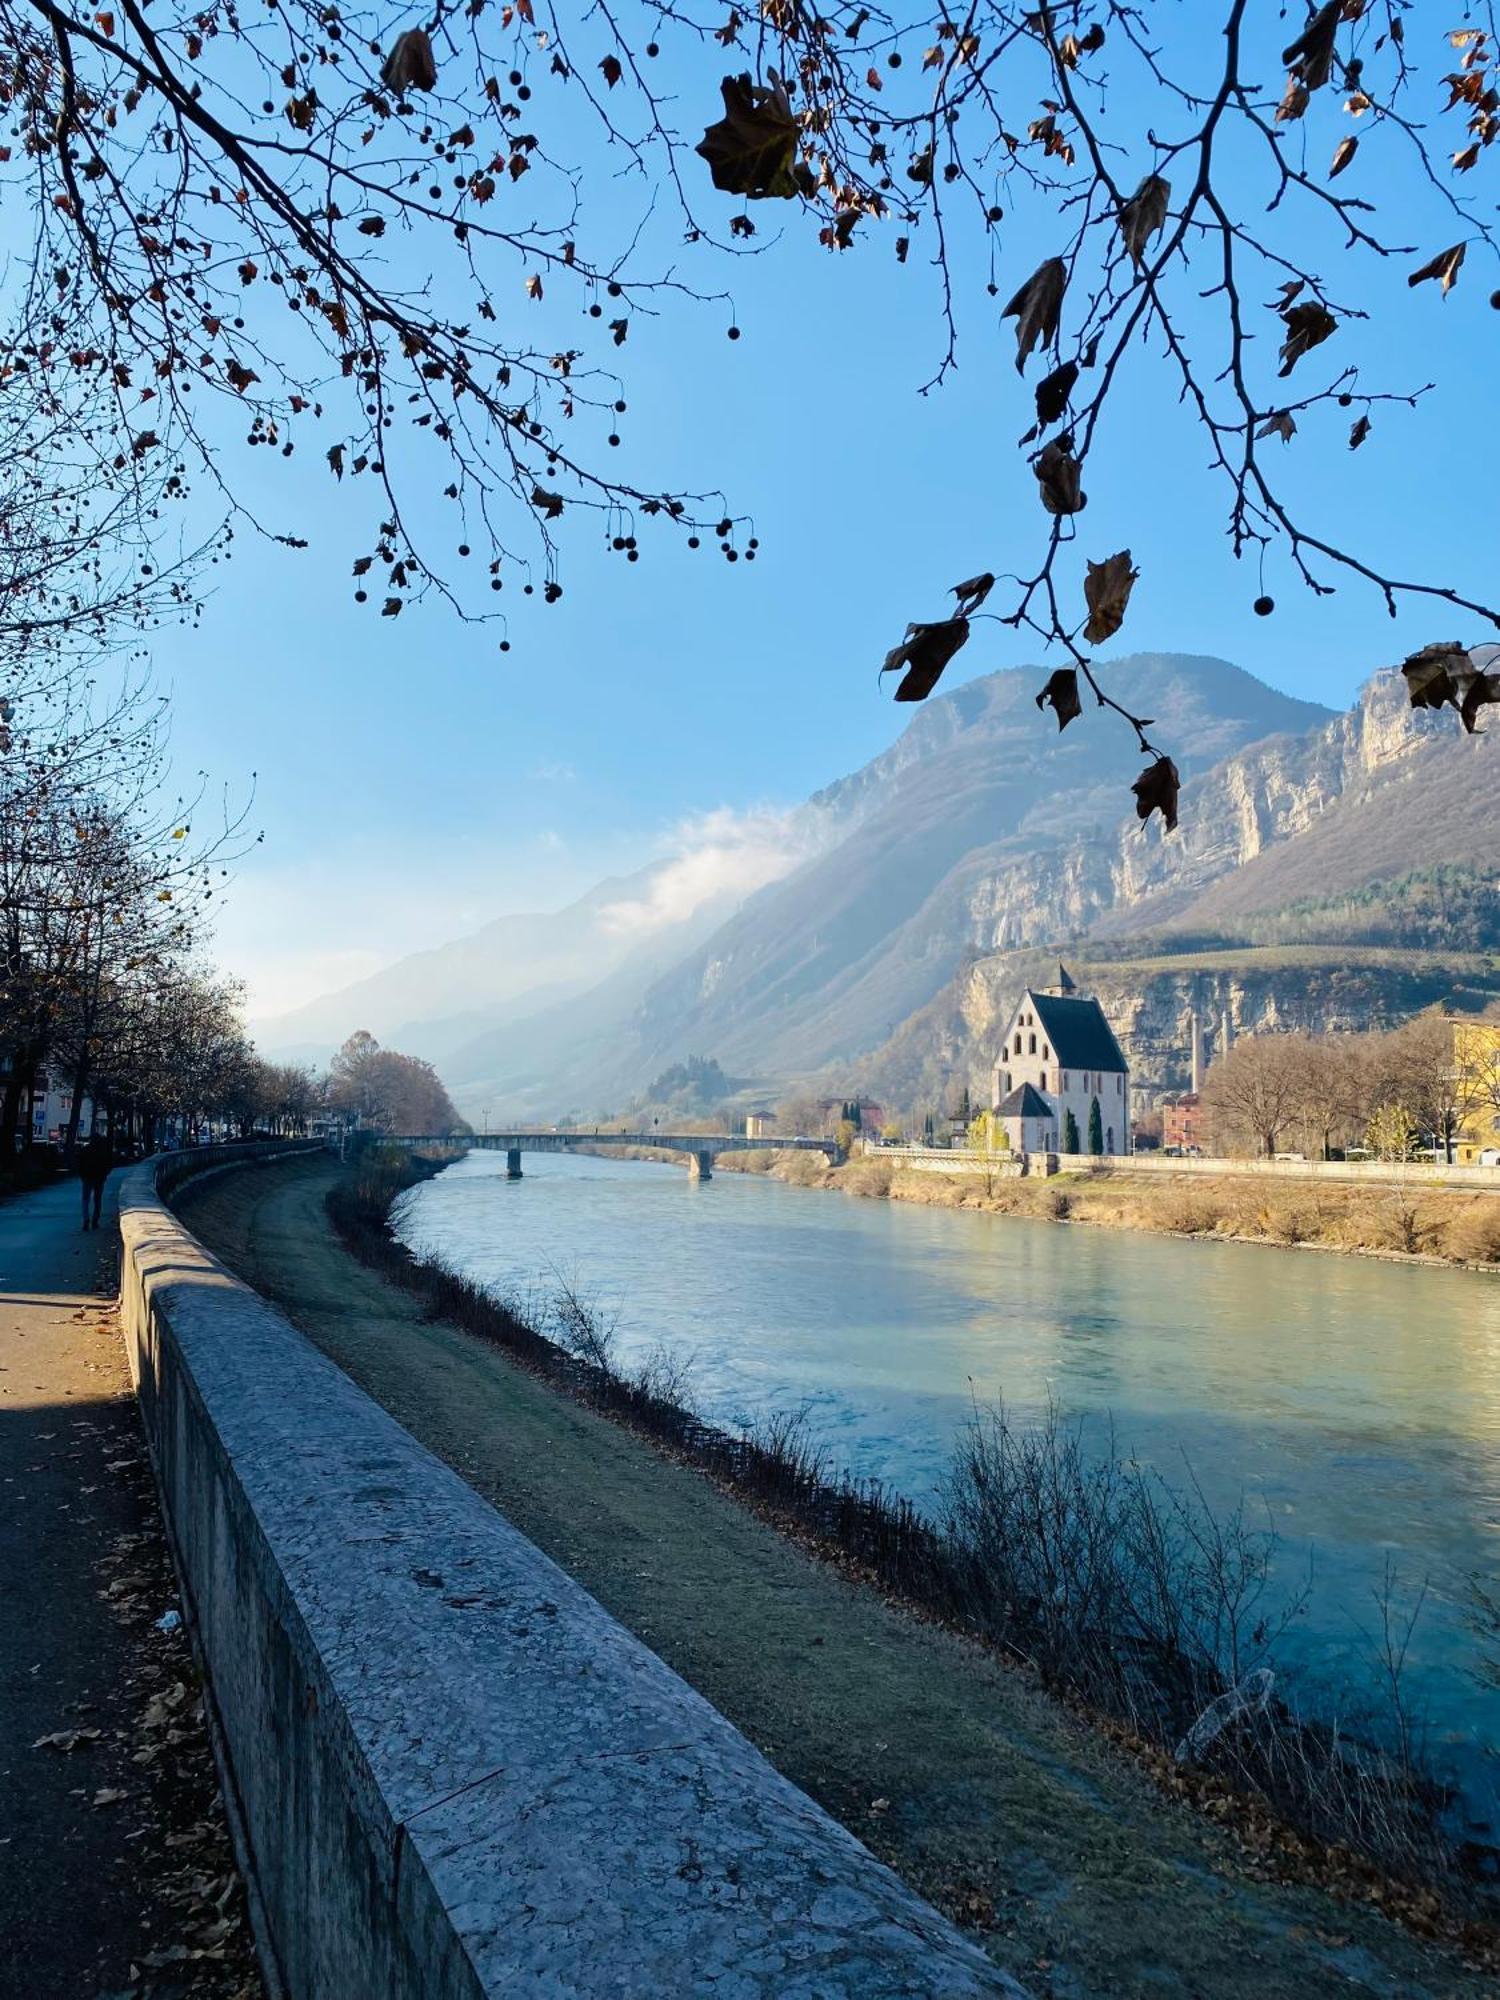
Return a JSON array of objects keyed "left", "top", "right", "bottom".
[{"left": 0, "top": 1174, "right": 260, "bottom": 1999}]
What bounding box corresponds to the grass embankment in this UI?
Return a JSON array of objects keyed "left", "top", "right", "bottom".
[
  {"left": 173, "top": 1153, "right": 1497, "bottom": 1998},
  {"left": 719, "top": 1149, "right": 1500, "bottom": 1267}
]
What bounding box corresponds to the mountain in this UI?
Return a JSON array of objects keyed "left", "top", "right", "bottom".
[
  {"left": 252, "top": 852, "right": 809, "bottom": 1073},
  {"left": 607, "top": 656, "right": 1330, "bottom": 1087},
  {"left": 848, "top": 671, "right": 1500, "bottom": 1107},
  {"left": 266, "top": 653, "right": 1500, "bottom": 1121}
]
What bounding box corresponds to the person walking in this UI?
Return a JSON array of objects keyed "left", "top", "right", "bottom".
[{"left": 78, "top": 1128, "right": 113, "bottom": 1232}]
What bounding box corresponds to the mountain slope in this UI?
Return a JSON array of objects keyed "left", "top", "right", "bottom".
[
  {"left": 608, "top": 656, "right": 1330, "bottom": 1082},
  {"left": 270, "top": 652, "right": 1498, "bottom": 1121},
  {"left": 850, "top": 673, "right": 1500, "bottom": 1107}
]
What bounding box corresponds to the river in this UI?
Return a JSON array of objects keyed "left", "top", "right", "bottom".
[{"left": 394, "top": 1147, "right": 1500, "bottom": 1789}]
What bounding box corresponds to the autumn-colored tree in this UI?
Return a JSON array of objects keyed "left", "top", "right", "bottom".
[
  {"left": 326, "top": 1028, "right": 465, "bottom": 1133},
  {"left": 0, "top": 665, "right": 251, "bottom": 1157},
  {"left": 7, "top": 3, "right": 1498, "bottom": 824}
]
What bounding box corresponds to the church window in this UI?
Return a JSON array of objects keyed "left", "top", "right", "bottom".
[{"left": 1028, "top": 1033, "right": 1036, "bottom": 1054}]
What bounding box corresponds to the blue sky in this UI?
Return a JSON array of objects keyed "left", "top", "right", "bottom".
[{"left": 135, "top": 13, "right": 1499, "bottom": 1023}]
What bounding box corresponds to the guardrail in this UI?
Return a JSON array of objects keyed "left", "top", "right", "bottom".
[{"left": 117, "top": 1143, "right": 1020, "bottom": 1998}]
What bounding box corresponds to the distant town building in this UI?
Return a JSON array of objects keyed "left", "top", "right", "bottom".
[
  {"left": 1161, "top": 1092, "right": 1207, "bottom": 1154},
  {"left": 1451, "top": 1017, "right": 1500, "bottom": 1165},
  {"left": 990, "top": 963, "right": 1130, "bottom": 1156},
  {"left": 19, "top": 1068, "right": 99, "bottom": 1149},
  {"left": 816, "top": 1096, "right": 886, "bottom": 1134},
  {"left": 744, "top": 1111, "right": 777, "bottom": 1140}
]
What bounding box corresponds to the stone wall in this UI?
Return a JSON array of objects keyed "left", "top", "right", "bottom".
[{"left": 118, "top": 1146, "right": 1020, "bottom": 1999}]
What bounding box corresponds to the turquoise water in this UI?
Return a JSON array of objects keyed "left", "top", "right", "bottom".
[{"left": 396, "top": 1148, "right": 1500, "bottom": 1792}]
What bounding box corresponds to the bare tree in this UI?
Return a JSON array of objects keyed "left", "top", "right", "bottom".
[
  {"left": 0, "top": 663, "right": 253, "bottom": 1157},
  {"left": 1281, "top": 1030, "right": 1371, "bottom": 1160},
  {"left": 1371, "top": 1009, "right": 1467, "bottom": 1161},
  {"left": 1201, "top": 1034, "right": 1301, "bottom": 1157},
  {"left": 5, "top": 2, "right": 1498, "bottom": 820}
]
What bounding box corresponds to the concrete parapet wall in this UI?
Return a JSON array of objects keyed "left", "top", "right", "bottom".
[
  {"left": 877, "top": 1143, "right": 1500, "bottom": 1188},
  {"left": 119, "top": 1148, "right": 1020, "bottom": 1998}
]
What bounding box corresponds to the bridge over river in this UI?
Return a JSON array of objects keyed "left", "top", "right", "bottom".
[{"left": 395, "top": 1130, "right": 842, "bottom": 1181}]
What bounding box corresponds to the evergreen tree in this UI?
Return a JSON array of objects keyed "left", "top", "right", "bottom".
[
  {"left": 1088, "top": 1097, "right": 1104, "bottom": 1156},
  {"left": 1064, "top": 1108, "right": 1080, "bottom": 1154}
]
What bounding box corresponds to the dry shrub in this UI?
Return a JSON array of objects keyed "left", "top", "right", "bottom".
[
  {"left": 1375, "top": 1193, "right": 1442, "bottom": 1256},
  {"left": 1442, "top": 1199, "right": 1500, "bottom": 1266},
  {"left": 1254, "top": 1197, "right": 1320, "bottom": 1245},
  {"left": 839, "top": 1156, "right": 894, "bottom": 1198},
  {"left": 1156, "top": 1190, "right": 1221, "bottom": 1235},
  {"left": 778, "top": 1150, "right": 830, "bottom": 1188},
  {"left": 1047, "top": 1187, "right": 1074, "bottom": 1220}
]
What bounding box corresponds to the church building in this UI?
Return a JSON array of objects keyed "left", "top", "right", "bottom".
[{"left": 990, "top": 964, "right": 1130, "bottom": 1157}]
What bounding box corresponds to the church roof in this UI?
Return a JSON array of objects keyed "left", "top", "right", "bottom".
[
  {"left": 996, "top": 1082, "right": 1053, "bottom": 1119},
  {"left": 1028, "top": 991, "right": 1128, "bottom": 1072}
]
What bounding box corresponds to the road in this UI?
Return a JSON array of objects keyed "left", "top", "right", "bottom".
[{"left": 0, "top": 1173, "right": 260, "bottom": 2000}]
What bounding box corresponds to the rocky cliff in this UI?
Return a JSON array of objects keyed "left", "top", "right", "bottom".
[{"left": 851, "top": 673, "right": 1500, "bottom": 1109}]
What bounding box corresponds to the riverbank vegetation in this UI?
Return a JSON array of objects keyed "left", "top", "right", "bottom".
[
  {"left": 718, "top": 1148, "right": 1500, "bottom": 1269},
  {"left": 327, "top": 1146, "right": 1498, "bottom": 1948}
]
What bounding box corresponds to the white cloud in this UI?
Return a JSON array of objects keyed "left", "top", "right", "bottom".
[{"left": 598, "top": 804, "right": 829, "bottom": 938}]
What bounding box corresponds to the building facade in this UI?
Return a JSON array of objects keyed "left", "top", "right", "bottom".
[
  {"left": 1161, "top": 1092, "right": 1207, "bottom": 1154},
  {"left": 990, "top": 964, "right": 1130, "bottom": 1156},
  {"left": 1453, "top": 1018, "right": 1500, "bottom": 1165}
]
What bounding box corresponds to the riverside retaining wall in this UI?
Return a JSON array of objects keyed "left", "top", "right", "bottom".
[
  {"left": 119, "top": 1146, "right": 1020, "bottom": 1999},
  {"left": 877, "top": 1143, "right": 1500, "bottom": 1188}
]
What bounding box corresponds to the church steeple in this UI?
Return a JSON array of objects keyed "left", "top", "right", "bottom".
[{"left": 1050, "top": 960, "right": 1077, "bottom": 996}]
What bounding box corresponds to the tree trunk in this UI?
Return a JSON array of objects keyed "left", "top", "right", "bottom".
[
  {"left": 63, "top": 1053, "right": 91, "bottom": 1165},
  {"left": 0, "top": 1065, "right": 23, "bottom": 1162}
]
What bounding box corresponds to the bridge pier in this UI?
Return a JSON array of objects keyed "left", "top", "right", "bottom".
[
  {"left": 687, "top": 1149, "right": 713, "bottom": 1182},
  {"left": 506, "top": 1148, "right": 523, "bottom": 1180}
]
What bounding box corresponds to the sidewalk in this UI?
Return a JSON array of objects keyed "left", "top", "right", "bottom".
[{"left": 0, "top": 1174, "right": 260, "bottom": 2000}]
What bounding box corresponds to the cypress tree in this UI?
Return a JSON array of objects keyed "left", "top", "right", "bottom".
[
  {"left": 1088, "top": 1096, "right": 1104, "bottom": 1155},
  {"left": 1064, "top": 1108, "right": 1080, "bottom": 1153}
]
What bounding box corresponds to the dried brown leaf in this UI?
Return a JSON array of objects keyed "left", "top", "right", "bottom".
[
  {"left": 1282, "top": 1, "right": 1342, "bottom": 90},
  {"left": 1034, "top": 359, "right": 1079, "bottom": 428},
  {"left": 1117, "top": 175, "right": 1170, "bottom": 266},
  {"left": 1132, "top": 755, "right": 1180, "bottom": 832},
  {"left": 1034, "top": 437, "right": 1086, "bottom": 514},
  {"left": 381, "top": 28, "right": 437, "bottom": 94},
  {"left": 1407, "top": 243, "right": 1466, "bottom": 294},
  {"left": 1329, "top": 135, "right": 1359, "bottom": 177},
  {"left": 880, "top": 618, "right": 970, "bottom": 701},
  {"left": 1082, "top": 550, "right": 1139, "bottom": 644},
  {"left": 1277, "top": 301, "right": 1337, "bottom": 377},
  {"left": 696, "top": 74, "right": 804, "bottom": 200},
  {"left": 1256, "top": 410, "right": 1298, "bottom": 444},
  {"left": 1035, "top": 667, "right": 1082, "bottom": 731},
  {"left": 1002, "top": 257, "right": 1067, "bottom": 373},
  {"left": 1400, "top": 641, "right": 1499, "bottom": 732},
  {"left": 950, "top": 572, "right": 995, "bottom": 615}
]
